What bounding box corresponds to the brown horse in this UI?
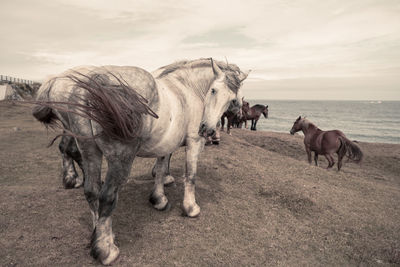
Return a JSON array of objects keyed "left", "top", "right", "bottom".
[
  {"left": 221, "top": 99, "right": 250, "bottom": 135},
  {"left": 290, "top": 116, "right": 363, "bottom": 171},
  {"left": 245, "top": 104, "right": 268, "bottom": 131}
]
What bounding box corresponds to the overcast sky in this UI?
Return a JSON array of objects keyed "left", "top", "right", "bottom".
[{"left": 1, "top": 0, "right": 399, "bottom": 100}]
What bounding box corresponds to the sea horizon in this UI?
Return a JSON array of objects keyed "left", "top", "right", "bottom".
[{"left": 245, "top": 99, "right": 400, "bottom": 144}]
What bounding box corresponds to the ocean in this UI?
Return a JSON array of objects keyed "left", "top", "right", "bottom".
[{"left": 246, "top": 100, "right": 400, "bottom": 144}]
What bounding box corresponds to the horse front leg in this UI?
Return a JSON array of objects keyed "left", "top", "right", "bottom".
[
  {"left": 305, "top": 146, "right": 312, "bottom": 164},
  {"left": 254, "top": 119, "right": 259, "bottom": 131},
  {"left": 91, "top": 140, "right": 138, "bottom": 265},
  {"left": 314, "top": 152, "right": 319, "bottom": 166},
  {"left": 150, "top": 154, "right": 174, "bottom": 211},
  {"left": 220, "top": 115, "right": 225, "bottom": 132},
  {"left": 182, "top": 138, "right": 204, "bottom": 217},
  {"left": 227, "top": 117, "right": 233, "bottom": 135}
]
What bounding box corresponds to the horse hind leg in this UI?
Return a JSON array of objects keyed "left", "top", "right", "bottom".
[
  {"left": 150, "top": 155, "right": 173, "bottom": 211},
  {"left": 151, "top": 153, "right": 175, "bottom": 186},
  {"left": 337, "top": 151, "right": 345, "bottom": 171},
  {"left": 91, "top": 139, "right": 138, "bottom": 265},
  {"left": 59, "top": 135, "right": 83, "bottom": 189},
  {"left": 324, "top": 154, "right": 335, "bottom": 169}
]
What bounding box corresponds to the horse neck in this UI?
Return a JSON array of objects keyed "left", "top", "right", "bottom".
[
  {"left": 155, "top": 66, "right": 214, "bottom": 102},
  {"left": 301, "top": 120, "right": 318, "bottom": 136}
]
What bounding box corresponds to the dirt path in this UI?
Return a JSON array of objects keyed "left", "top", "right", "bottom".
[{"left": 1, "top": 102, "right": 399, "bottom": 266}]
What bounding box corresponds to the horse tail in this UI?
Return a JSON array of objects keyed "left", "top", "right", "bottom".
[
  {"left": 32, "top": 105, "right": 57, "bottom": 125},
  {"left": 339, "top": 136, "right": 363, "bottom": 163},
  {"left": 33, "top": 71, "right": 158, "bottom": 142}
]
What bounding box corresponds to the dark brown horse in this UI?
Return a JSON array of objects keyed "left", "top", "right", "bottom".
[
  {"left": 244, "top": 104, "right": 268, "bottom": 131},
  {"left": 290, "top": 116, "right": 363, "bottom": 171},
  {"left": 221, "top": 99, "right": 250, "bottom": 135}
]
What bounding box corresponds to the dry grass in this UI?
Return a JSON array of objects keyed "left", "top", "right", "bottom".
[{"left": 0, "top": 101, "right": 399, "bottom": 266}]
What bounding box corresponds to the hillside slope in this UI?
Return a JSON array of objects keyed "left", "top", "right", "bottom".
[{"left": 0, "top": 102, "right": 399, "bottom": 266}]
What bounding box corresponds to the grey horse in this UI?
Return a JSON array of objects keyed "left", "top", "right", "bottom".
[{"left": 33, "top": 58, "right": 249, "bottom": 265}]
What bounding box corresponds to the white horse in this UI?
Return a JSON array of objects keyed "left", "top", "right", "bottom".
[{"left": 33, "top": 58, "right": 248, "bottom": 265}]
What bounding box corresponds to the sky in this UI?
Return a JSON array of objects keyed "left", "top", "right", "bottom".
[{"left": 1, "top": 0, "right": 399, "bottom": 100}]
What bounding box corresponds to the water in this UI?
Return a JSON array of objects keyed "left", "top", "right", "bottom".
[{"left": 247, "top": 100, "right": 400, "bottom": 144}]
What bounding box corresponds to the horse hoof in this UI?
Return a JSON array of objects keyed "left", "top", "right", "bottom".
[
  {"left": 74, "top": 177, "right": 84, "bottom": 188},
  {"left": 98, "top": 243, "right": 119, "bottom": 265},
  {"left": 164, "top": 175, "right": 175, "bottom": 186},
  {"left": 212, "top": 140, "right": 220, "bottom": 145},
  {"left": 183, "top": 203, "right": 200, "bottom": 218},
  {"left": 149, "top": 193, "right": 169, "bottom": 211},
  {"left": 91, "top": 231, "right": 120, "bottom": 265},
  {"left": 63, "top": 174, "right": 79, "bottom": 189}
]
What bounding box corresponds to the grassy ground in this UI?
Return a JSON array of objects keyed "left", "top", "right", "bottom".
[{"left": 0, "top": 101, "right": 399, "bottom": 266}]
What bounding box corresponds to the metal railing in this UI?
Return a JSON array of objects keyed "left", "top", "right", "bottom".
[{"left": 0, "top": 75, "right": 36, "bottom": 85}]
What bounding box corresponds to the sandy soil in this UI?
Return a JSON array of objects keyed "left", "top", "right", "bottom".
[{"left": 1, "top": 101, "right": 399, "bottom": 266}]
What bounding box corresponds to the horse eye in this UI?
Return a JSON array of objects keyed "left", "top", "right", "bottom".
[{"left": 211, "top": 88, "right": 216, "bottom": 95}]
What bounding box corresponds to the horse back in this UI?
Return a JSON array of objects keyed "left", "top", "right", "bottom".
[{"left": 38, "top": 65, "right": 157, "bottom": 103}]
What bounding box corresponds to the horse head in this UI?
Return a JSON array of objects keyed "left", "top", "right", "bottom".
[
  {"left": 199, "top": 59, "right": 248, "bottom": 138},
  {"left": 263, "top": 105, "right": 269, "bottom": 118},
  {"left": 290, "top": 116, "right": 303, "bottom": 135}
]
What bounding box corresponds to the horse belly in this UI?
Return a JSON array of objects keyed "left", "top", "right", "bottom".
[
  {"left": 137, "top": 131, "right": 185, "bottom": 158},
  {"left": 137, "top": 89, "right": 187, "bottom": 158}
]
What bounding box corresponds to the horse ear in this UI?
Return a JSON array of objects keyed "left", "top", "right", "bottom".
[
  {"left": 266, "top": 105, "right": 268, "bottom": 108},
  {"left": 239, "top": 69, "right": 251, "bottom": 82},
  {"left": 297, "top": 116, "right": 301, "bottom": 120},
  {"left": 210, "top": 58, "right": 224, "bottom": 78}
]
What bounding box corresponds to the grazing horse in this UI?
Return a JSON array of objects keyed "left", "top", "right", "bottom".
[
  {"left": 290, "top": 116, "right": 363, "bottom": 170},
  {"left": 220, "top": 99, "right": 250, "bottom": 135},
  {"left": 32, "top": 58, "right": 248, "bottom": 265},
  {"left": 245, "top": 104, "right": 268, "bottom": 131}
]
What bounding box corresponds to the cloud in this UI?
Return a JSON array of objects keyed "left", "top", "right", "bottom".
[{"left": 0, "top": 0, "right": 399, "bottom": 99}]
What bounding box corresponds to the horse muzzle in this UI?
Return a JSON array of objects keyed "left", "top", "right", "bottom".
[
  {"left": 198, "top": 123, "right": 216, "bottom": 138},
  {"left": 290, "top": 129, "right": 295, "bottom": 135}
]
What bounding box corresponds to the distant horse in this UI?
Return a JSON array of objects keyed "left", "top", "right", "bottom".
[
  {"left": 220, "top": 99, "right": 250, "bottom": 135},
  {"left": 32, "top": 58, "right": 249, "bottom": 265},
  {"left": 290, "top": 116, "right": 363, "bottom": 170},
  {"left": 245, "top": 104, "right": 268, "bottom": 131}
]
